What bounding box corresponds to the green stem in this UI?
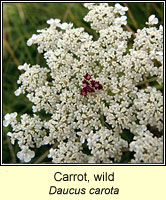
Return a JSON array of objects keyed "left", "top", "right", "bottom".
[
  {"left": 136, "top": 77, "right": 158, "bottom": 86},
  {"left": 100, "top": 114, "right": 105, "bottom": 127},
  {"left": 100, "top": 114, "right": 112, "bottom": 130},
  {"left": 153, "top": 84, "right": 163, "bottom": 89},
  {"left": 47, "top": 82, "right": 53, "bottom": 86},
  {"left": 104, "top": 122, "right": 112, "bottom": 130},
  {"left": 107, "top": 89, "right": 116, "bottom": 96}
]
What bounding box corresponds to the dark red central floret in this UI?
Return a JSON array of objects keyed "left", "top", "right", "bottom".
[
  {"left": 90, "top": 80, "right": 103, "bottom": 90},
  {"left": 80, "top": 73, "right": 103, "bottom": 97},
  {"left": 84, "top": 73, "right": 91, "bottom": 80}
]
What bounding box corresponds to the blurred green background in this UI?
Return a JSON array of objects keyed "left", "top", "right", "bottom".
[{"left": 2, "top": 3, "right": 163, "bottom": 164}]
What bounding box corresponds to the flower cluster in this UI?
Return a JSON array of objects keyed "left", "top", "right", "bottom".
[
  {"left": 4, "top": 3, "right": 163, "bottom": 163},
  {"left": 130, "top": 131, "right": 163, "bottom": 163}
]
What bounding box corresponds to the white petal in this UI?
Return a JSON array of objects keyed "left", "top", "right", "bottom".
[
  {"left": 18, "top": 65, "right": 25, "bottom": 70},
  {"left": 11, "top": 112, "right": 17, "bottom": 118},
  {"left": 3, "top": 120, "right": 9, "bottom": 127},
  {"left": 4, "top": 113, "right": 11, "bottom": 120},
  {"left": 115, "top": 3, "right": 128, "bottom": 11},
  {"left": 149, "top": 14, "right": 155, "bottom": 22},
  {"left": 28, "top": 150, "right": 35, "bottom": 158},
  {"left": 47, "top": 18, "right": 54, "bottom": 24},
  {"left": 60, "top": 23, "right": 68, "bottom": 30},
  {"left": 27, "top": 39, "right": 32, "bottom": 46},
  {"left": 24, "top": 155, "right": 31, "bottom": 163},
  {"left": 14, "top": 88, "right": 21, "bottom": 96},
  {"left": 153, "top": 18, "right": 158, "bottom": 24},
  {"left": 17, "top": 151, "right": 24, "bottom": 160},
  {"left": 115, "top": 3, "right": 122, "bottom": 9},
  {"left": 7, "top": 132, "right": 12, "bottom": 137}
]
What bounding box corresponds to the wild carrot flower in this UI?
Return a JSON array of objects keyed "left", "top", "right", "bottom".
[{"left": 4, "top": 3, "right": 163, "bottom": 163}]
